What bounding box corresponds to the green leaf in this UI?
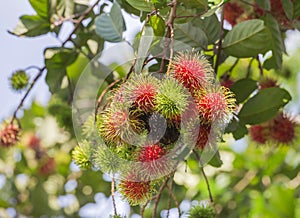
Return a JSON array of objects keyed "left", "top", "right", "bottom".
[
  {"left": 230, "top": 78, "right": 258, "bottom": 104},
  {"left": 135, "top": 26, "right": 153, "bottom": 74},
  {"left": 67, "top": 53, "right": 89, "bottom": 87},
  {"left": 192, "top": 14, "right": 221, "bottom": 44},
  {"left": 174, "top": 23, "right": 208, "bottom": 50},
  {"left": 223, "top": 19, "right": 270, "bottom": 58},
  {"left": 29, "top": 0, "right": 49, "bottom": 19},
  {"left": 56, "top": 0, "right": 75, "bottom": 17},
  {"left": 208, "top": 151, "right": 223, "bottom": 167},
  {"left": 126, "top": 0, "right": 154, "bottom": 12},
  {"left": 45, "top": 47, "right": 78, "bottom": 93},
  {"left": 255, "top": 0, "right": 271, "bottom": 10},
  {"left": 225, "top": 119, "right": 248, "bottom": 140},
  {"left": 181, "top": 0, "right": 208, "bottom": 9},
  {"left": 282, "top": 0, "right": 294, "bottom": 20},
  {"left": 95, "top": 3, "right": 125, "bottom": 42},
  {"left": 263, "top": 14, "right": 284, "bottom": 70},
  {"left": 294, "top": 0, "right": 300, "bottom": 18},
  {"left": 238, "top": 87, "right": 291, "bottom": 124},
  {"left": 9, "top": 15, "right": 50, "bottom": 37},
  {"left": 149, "top": 14, "right": 165, "bottom": 37}
]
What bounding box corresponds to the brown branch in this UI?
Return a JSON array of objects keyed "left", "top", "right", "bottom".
[
  {"left": 94, "top": 79, "right": 121, "bottom": 121},
  {"left": 257, "top": 56, "right": 264, "bottom": 76},
  {"left": 246, "top": 58, "right": 255, "bottom": 78},
  {"left": 10, "top": 67, "right": 46, "bottom": 124},
  {"left": 111, "top": 178, "right": 118, "bottom": 216},
  {"left": 152, "top": 177, "right": 170, "bottom": 218},
  {"left": 214, "top": 6, "right": 225, "bottom": 75},
  {"left": 175, "top": 9, "right": 208, "bottom": 19},
  {"left": 193, "top": 150, "right": 214, "bottom": 204},
  {"left": 140, "top": 201, "right": 149, "bottom": 218},
  {"left": 159, "top": 0, "right": 178, "bottom": 74},
  {"left": 166, "top": 179, "right": 180, "bottom": 217}
]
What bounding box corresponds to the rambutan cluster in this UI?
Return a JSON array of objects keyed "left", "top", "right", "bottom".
[
  {"left": 92, "top": 52, "right": 236, "bottom": 206},
  {"left": 249, "top": 112, "right": 298, "bottom": 145}
]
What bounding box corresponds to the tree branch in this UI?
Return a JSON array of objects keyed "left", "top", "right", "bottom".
[{"left": 214, "top": 6, "right": 225, "bottom": 75}]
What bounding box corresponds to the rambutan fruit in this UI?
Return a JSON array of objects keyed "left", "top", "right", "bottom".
[
  {"left": 9, "top": 70, "right": 29, "bottom": 91},
  {"left": 188, "top": 204, "right": 216, "bottom": 218},
  {"left": 97, "top": 106, "right": 144, "bottom": 144},
  {"left": 0, "top": 124, "right": 20, "bottom": 148},
  {"left": 123, "top": 75, "right": 160, "bottom": 113},
  {"left": 259, "top": 77, "right": 279, "bottom": 90},
  {"left": 28, "top": 135, "right": 41, "bottom": 150},
  {"left": 118, "top": 172, "right": 154, "bottom": 206},
  {"left": 138, "top": 143, "right": 167, "bottom": 177},
  {"left": 249, "top": 125, "right": 269, "bottom": 144},
  {"left": 195, "top": 86, "right": 236, "bottom": 124},
  {"left": 169, "top": 52, "right": 214, "bottom": 92},
  {"left": 270, "top": 113, "right": 297, "bottom": 144},
  {"left": 72, "top": 140, "right": 92, "bottom": 169},
  {"left": 195, "top": 124, "right": 212, "bottom": 150},
  {"left": 155, "top": 78, "right": 189, "bottom": 120}
]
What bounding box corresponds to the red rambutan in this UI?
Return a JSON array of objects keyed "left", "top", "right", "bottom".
[
  {"left": 39, "top": 157, "right": 56, "bottom": 176},
  {"left": 249, "top": 125, "right": 269, "bottom": 144},
  {"left": 124, "top": 75, "right": 159, "bottom": 112},
  {"left": 270, "top": 113, "right": 296, "bottom": 144},
  {"left": 224, "top": 2, "right": 245, "bottom": 26},
  {"left": 118, "top": 172, "right": 153, "bottom": 206},
  {"left": 195, "top": 124, "right": 211, "bottom": 149},
  {"left": 195, "top": 86, "right": 236, "bottom": 124},
  {"left": 169, "top": 52, "right": 214, "bottom": 92},
  {"left": 0, "top": 124, "right": 20, "bottom": 148}
]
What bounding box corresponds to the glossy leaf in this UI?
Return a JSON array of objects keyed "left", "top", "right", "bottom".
[
  {"left": 230, "top": 78, "right": 258, "bottom": 104},
  {"left": 9, "top": 15, "right": 50, "bottom": 37},
  {"left": 223, "top": 19, "right": 270, "bottom": 58},
  {"left": 282, "top": 0, "right": 294, "bottom": 20},
  {"left": 174, "top": 22, "right": 208, "bottom": 50},
  {"left": 29, "top": 0, "right": 49, "bottom": 19},
  {"left": 126, "top": 0, "right": 154, "bottom": 12},
  {"left": 263, "top": 14, "right": 284, "bottom": 70},
  {"left": 238, "top": 87, "right": 291, "bottom": 124},
  {"left": 149, "top": 14, "right": 165, "bottom": 37},
  {"left": 95, "top": 3, "right": 125, "bottom": 42},
  {"left": 181, "top": 0, "right": 208, "bottom": 9},
  {"left": 45, "top": 47, "right": 78, "bottom": 93}
]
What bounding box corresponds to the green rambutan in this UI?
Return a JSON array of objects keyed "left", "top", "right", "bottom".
[
  {"left": 72, "top": 140, "right": 92, "bottom": 169},
  {"left": 169, "top": 51, "right": 214, "bottom": 92},
  {"left": 188, "top": 203, "right": 216, "bottom": 218},
  {"left": 155, "top": 78, "right": 189, "bottom": 120},
  {"left": 9, "top": 70, "right": 29, "bottom": 91}
]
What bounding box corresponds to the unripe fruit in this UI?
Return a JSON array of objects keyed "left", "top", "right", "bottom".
[
  {"left": 72, "top": 140, "right": 92, "bottom": 169},
  {"left": 188, "top": 204, "right": 216, "bottom": 218},
  {"left": 9, "top": 70, "right": 29, "bottom": 91},
  {"left": 0, "top": 124, "right": 20, "bottom": 148}
]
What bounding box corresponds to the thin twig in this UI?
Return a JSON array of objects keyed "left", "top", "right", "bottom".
[
  {"left": 152, "top": 177, "right": 170, "bottom": 218},
  {"left": 94, "top": 79, "right": 121, "bottom": 122},
  {"left": 140, "top": 201, "right": 149, "bottom": 218},
  {"left": 111, "top": 178, "right": 118, "bottom": 216},
  {"left": 166, "top": 184, "right": 180, "bottom": 216},
  {"left": 159, "top": 0, "right": 178, "bottom": 74},
  {"left": 214, "top": 6, "right": 225, "bottom": 75},
  {"left": 175, "top": 9, "right": 208, "bottom": 19},
  {"left": 10, "top": 67, "right": 46, "bottom": 124},
  {"left": 193, "top": 150, "right": 214, "bottom": 204}
]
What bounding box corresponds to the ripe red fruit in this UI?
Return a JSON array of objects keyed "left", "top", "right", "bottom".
[
  {"left": 0, "top": 124, "right": 20, "bottom": 148},
  {"left": 125, "top": 76, "right": 159, "bottom": 112},
  {"left": 270, "top": 113, "right": 296, "bottom": 144},
  {"left": 138, "top": 144, "right": 167, "bottom": 176},
  {"left": 259, "top": 78, "right": 278, "bottom": 90},
  {"left": 195, "top": 124, "right": 211, "bottom": 149},
  {"left": 220, "top": 78, "right": 234, "bottom": 89},
  {"left": 249, "top": 125, "right": 269, "bottom": 144},
  {"left": 28, "top": 135, "right": 41, "bottom": 150},
  {"left": 169, "top": 52, "right": 214, "bottom": 92},
  {"left": 118, "top": 172, "right": 153, "bottom": 206},
  {"left": 195, "top": 86, "right": 236, "bottom": 124}
]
